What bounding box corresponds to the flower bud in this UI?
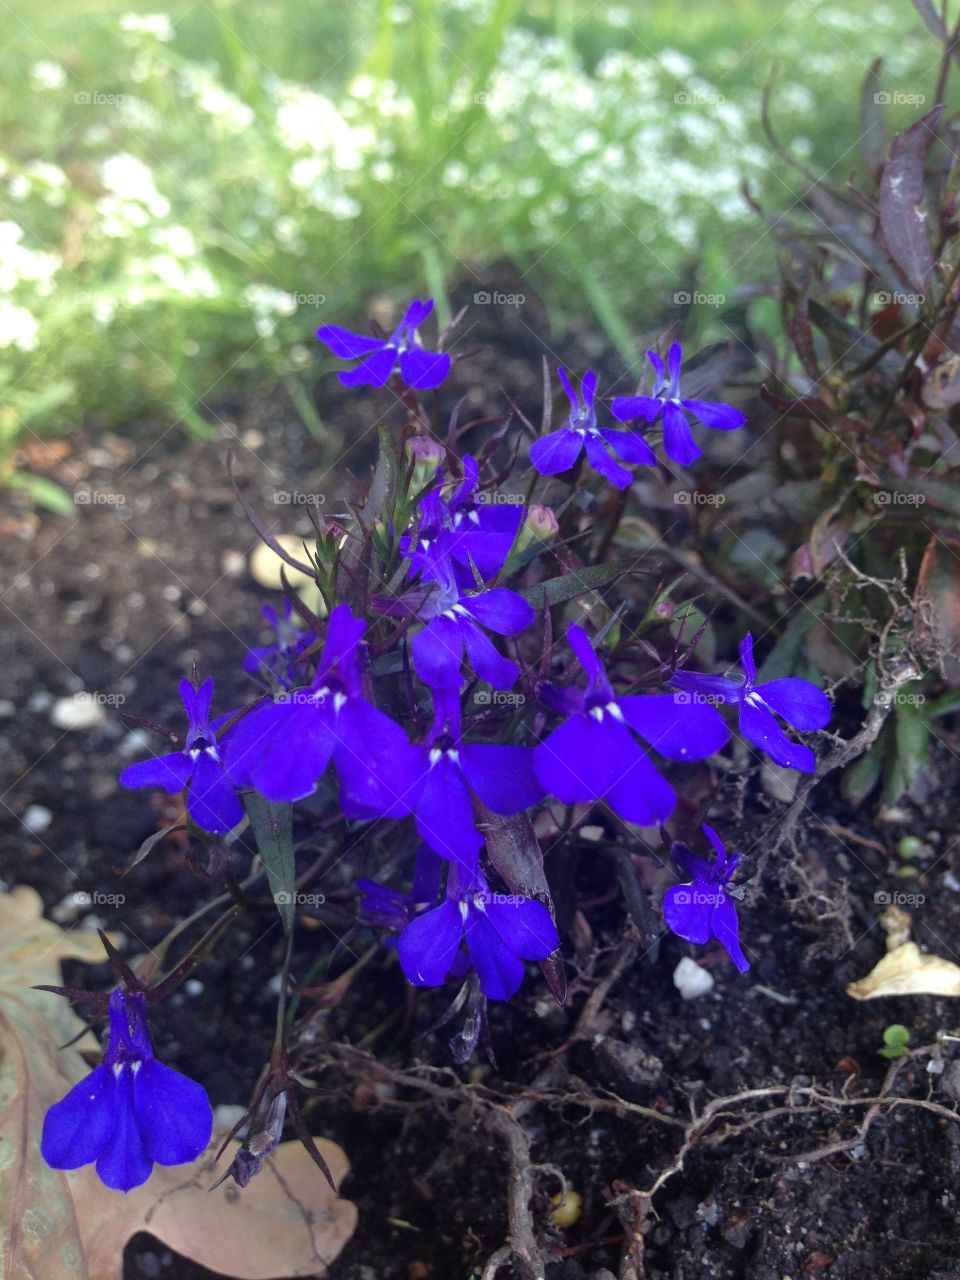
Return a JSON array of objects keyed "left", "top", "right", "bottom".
[
  {"left": 514, "top": 503, "right": 559, "bottom": 556},
  {"left": 404, "top": 436, "right": 445, "bottom": 492}
]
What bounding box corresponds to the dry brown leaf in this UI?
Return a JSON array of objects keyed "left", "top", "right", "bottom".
[
  {"left": 0, "top": 888, "right": 357, "bottom": 1280},
  {"left": 75, "top": 1137, "right": 357, "bottom": 1280},
  {"left": 846, "top": 941, "right": 960, "bottom": 1000}
]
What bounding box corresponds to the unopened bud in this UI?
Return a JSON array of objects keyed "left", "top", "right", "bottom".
[
  {"left": 515, "top": 503, "right": 559, "bottom": 555},
  {"left": 404, "top": 436, "right": 445, "bottom": 491}
]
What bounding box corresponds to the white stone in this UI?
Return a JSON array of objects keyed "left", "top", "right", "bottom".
[
  {"left": 673, "top": 957, "right": 715, "bottom": 1000},
  {"left": 50, "top": 692, "right": 105, "bottom": 729},
  {"left": 22, "top": 804, "right": 52, "bottom": 833}
]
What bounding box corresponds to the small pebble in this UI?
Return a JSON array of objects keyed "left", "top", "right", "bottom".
[
  {"left": 27, "top": 691, "right": 53, "bottom": 712},
  {"left": 0, "top": 699, "right": 15, "bottom": 718},
  {"left": 673, "top": 957, "right": 715, "bottom": 1000},
  {"left": 22, "top": 804, "right": 52, "bottom": 833},
  {"left": 50, "top": 692, "right": 105, "bottom": 730}
]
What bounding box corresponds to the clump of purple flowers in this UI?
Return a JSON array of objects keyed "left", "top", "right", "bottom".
[{"left": 44, "top": 291, "right": 836, "bottom": 1196}]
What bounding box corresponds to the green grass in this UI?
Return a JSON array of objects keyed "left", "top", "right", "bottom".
[{"left": 0, "top": 0, "right": 945, "bottom": 503}]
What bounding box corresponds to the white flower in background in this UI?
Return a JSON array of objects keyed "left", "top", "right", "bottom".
[
  {"left": 151, "top": 225, "right": 200, "bottom": 258},
  {"left": 140, "top": 254, "right": 220, "bottom": 298},
  {"left": 101, "top": 154, "right": 170, "bottom": 215},
  {"left": 243, "top": 283, "right": 297, "bottom": 317},
  {"left": 30, "top": 61, "right": 67, "bottom": 91},
  {"left": 0, "top": 222, "right": 60, "bottom": 295},
  {"left": 119, "top": 12, "right": 175, "bottom": 41},
  {"left": 0, "top": 302, "right": 39, "bottom": 351}
]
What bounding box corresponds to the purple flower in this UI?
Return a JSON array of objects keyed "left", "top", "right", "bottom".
[
  {"left": 356, "top": 844, "right": 443, "bottom": 933},
  {"left": 225, "top": 603, "right": 418, "bottom": 815},
  {"left": 663, "top": 825, "right": 749, "bottom": 972},
  {"left": 611, "top": 342, "right": 746, "bottom": 467},
  {"left": 397, "top": 865, "right": 560, "bottom": 1000},
  {"left": 119, "top": 678, "right": 244, "bottom": 835},
  {"left": 316, "top": 297, "right": 451, "bottom": 389},
  {"left": 345, "top": 687, "right": 543, "bottom": 872},
  {"left": 404, "top": 454, "right": 524, "bottom": 585},
  {"left": 408, "top": 542, "right": 534, "bottom": 691},
  {"left": 41, "top": 989, "right": 212, "bottom": 1192},
  {"left": 530, "top": 367, "right": 656, "bottom": 490},
  {"left": 243, "top": 599, "right": 311, "bottom": 687},
  {"left": 669, "top": 633, "right": 831, "bottom": 773},
  {"left": 533, "top": 624, "right": 729, "bottom": 825}
]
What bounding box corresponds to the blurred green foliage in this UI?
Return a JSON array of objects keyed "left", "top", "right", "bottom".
[{"left": 0, "top": 0, "right": 936, "bottom": 496}]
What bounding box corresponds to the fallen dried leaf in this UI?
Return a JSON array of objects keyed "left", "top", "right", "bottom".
[{"left": 847, "top": 941, "right": 960, "bottom": 1000}]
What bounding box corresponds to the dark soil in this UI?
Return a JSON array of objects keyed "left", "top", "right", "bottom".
[{"left": 4, "top": 280, "right": 960, "bottom": 1280}]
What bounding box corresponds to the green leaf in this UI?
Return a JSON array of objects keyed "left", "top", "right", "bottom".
[
  {"left": 244, "top": 793, "right": 296, "bottom": 934},
  {"left": 517, "top": 556, "right": 643, "bottom": 610},
  {"left": 364, "top": 425, "right": 398, "bottom": 527},
  {"left": 841, "top": 730, "right": 886, "bottom": 806},
  {"left": 878, "top": 1023, "right": 910, "bottom": 1059},
  {"left": 7, "top": 472, "right": 75, "bottom": 515}
]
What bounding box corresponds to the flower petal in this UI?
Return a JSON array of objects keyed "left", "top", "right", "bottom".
[
  {"left": 339, "top": 345, "right": 397, "bottom": 387},
  {"left": 398, "top": 899, "right": 464, "bottom": 986},
  {"left": 411, "top": 615, "right": 464, "bottom": 688},
  {"left": 95, "top": 1068, "right": 153, "bottom": 1191},
  {"left": 617, "top": 693, "right": 729, "bottom": 761},
  {"left": 226, "top": 701, "right": 336, "bottom": 802},
  {"left": 556, "top": 365, "right": 579, "bottom": 413},
  {"left": 463, "top": 909, "right": 525, "bottom": 1000},
  {"left": 599, "top": 428, "right": 657, "bottom": 466},
  {"left": 710, "top": 895, "right": 750, "bottom": 972},
  {"left": 41, "top": 1064, "right": 115, "bottom": 1171},
  {"left": 662, "top": 402, "right": 701, "bottom": 466},
  {"left": 461, "top": 588, "right": 534, "bottom": 636},
  {"left": 565, "top": 622, "right": 609, "bottom": 692},
  {"left": 119, "top": 751, "right": 192, "bottom": 794},
  {"left": 534, "top": 712, "right": 621, "bottom": 803},
  {"left": 135, "top": 1058, "right": 213, "bottom": 1165},
  {"left": 682, "top": 398, "right": 746, "bottom": 431},
  {"left": 610, "top": 394, "right": 663, "bottom": 423},
  {"left": 334, "top": 700, "right": 422, "bottom": 819},
  {"left": 415, "top": 754, "right": 483, "bottom": 869},
  {"left": 603, "top": 743, "right": 676, "bottom": 825},
  {"left": 739, "top": 696, "right": 816, "bottom": 772},
  {"left": 482, "top": 895, "right": 559, "bottom": 960},
  {"left": 459, "top": 617, "right": 520, "bottom": 690},
  {"left": 315, "top": 324, "right": 386, "bottom": 359},
  {"left": 399, "top": 347, "right": 451, "bottom": 389},
  {"left": 755, "top": 678, "right": 831, "bottom": 731},
  {"left": 530, "top": 428, "right": 583, "bottom": 475},
  {"left": 663, "top": 882, "right": 712, "bottom": 945},
  {"left": 738, "top": 633, "right": 757, "bottom": 684},
  {"left": 187, "top": 750, "right": 244, "bottom": 834},
  {"left": 460, "top": 744, "right": 544, "bottom": 812},
  {"left": 584, "top": 434, "right": 632, "bottom": 489}
]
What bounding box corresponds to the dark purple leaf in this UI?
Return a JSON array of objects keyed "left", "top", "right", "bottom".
[{"left": 879, "top": 106, "right": 944, "bottom": 291}]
